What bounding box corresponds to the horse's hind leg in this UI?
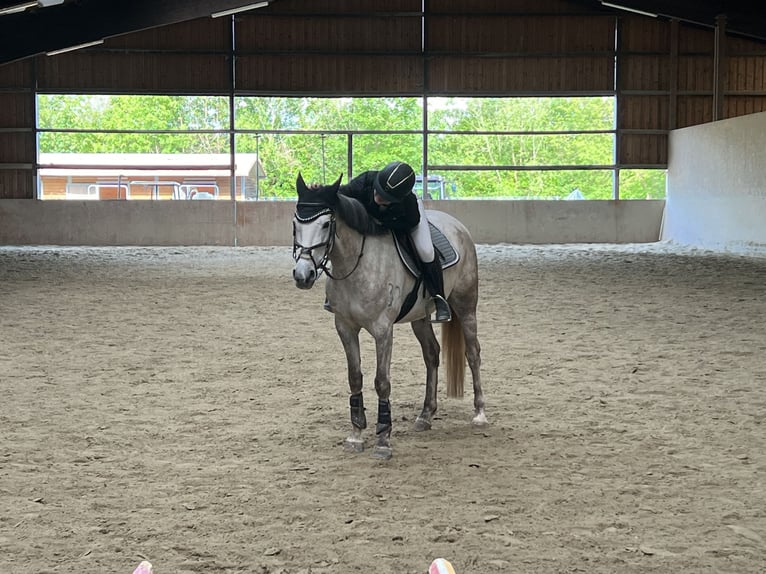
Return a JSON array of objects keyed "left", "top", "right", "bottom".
[
  {"left": 335, "top": 316, "right": 366, "bottom": 452},
  {"left": 461, "top": 310, "right": 488, "bottom": 426},
  {"left": 410, "top": 318, "right": 440, "bottom": 431}
]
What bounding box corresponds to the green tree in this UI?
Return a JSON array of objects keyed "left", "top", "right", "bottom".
[
  {"left": 428, "top": 97, "right": 616, "bottom": 198},
  {"left": 39, "top": 95, "right": 229, "bottom": 153},
  {"left": 235, "top": 97, "right": 423, "bottom": 198},
  {"left": 38, "top": 94, "right": 665, "bottom": 200}
]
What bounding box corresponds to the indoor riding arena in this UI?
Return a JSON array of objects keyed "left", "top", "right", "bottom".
[
  {"left": 1, "top": 241, "right": 765, "bottom": 573},
  {"left": 2, "top": 2, "right": 766, "bottom": 574}
]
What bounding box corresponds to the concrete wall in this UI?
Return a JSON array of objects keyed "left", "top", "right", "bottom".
[
  {"left": 664, "top": 111, "right": 766, "bottom": 253},
  {"left": 0, "top": 199, "right": 665, "bottom": 246}
]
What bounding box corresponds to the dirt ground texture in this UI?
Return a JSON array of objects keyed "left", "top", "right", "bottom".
[{"left": 1, "top": 242, "right": 765, "bottom": 574}]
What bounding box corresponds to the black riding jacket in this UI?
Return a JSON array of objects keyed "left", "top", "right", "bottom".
[{"left": 337, "top": 170, "right": 420, "bottom": 233}]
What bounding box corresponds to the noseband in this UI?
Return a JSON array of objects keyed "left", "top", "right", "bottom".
[{"left": 293, "top": 204, "right": 365, "bottom": 281}]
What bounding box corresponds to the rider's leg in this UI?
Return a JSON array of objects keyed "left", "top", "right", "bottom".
[
  {"left": 410, "top": 199, "right": 451, "bottom": 323},
  {"left": 410, "top": 198, "right": 435, "bottom": 262}
]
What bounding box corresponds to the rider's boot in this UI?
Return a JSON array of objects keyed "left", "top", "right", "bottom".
[{"left": 422, "top": 259, "right": 452, "bottom": 323}]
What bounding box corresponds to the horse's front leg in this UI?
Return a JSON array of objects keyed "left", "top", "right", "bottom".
[
  {"left": 372, "top": 325, "right": 395, "bottom": 460},
  {"left": 335, "top": 316, "right": 366, "bottom": 452}
]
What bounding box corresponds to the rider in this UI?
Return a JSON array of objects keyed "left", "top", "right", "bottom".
[{"left": 334, "top": 161, "right": 451, "bottom": 323}]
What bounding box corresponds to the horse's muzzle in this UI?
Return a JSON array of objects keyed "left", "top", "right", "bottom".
[{"left": 292, "top": 264, "right": 317, "bottom": 289}]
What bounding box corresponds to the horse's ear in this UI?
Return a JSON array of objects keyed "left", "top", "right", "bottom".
[
  {"left": 296, "top": 172, "right": 308, "bottom": 194},
  {"left": 329, "top": 173, "right": 343, "bottom": 192}
]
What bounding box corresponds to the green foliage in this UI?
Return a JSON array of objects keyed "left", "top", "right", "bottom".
[
  {"left": 37, "top": 94, "right": 666, "bottom": 200},
  {"left": 38, "top": 95, "right": 229, "bottom": 154},
  {"left": 427, "top": 97, "right": 618, "bottom": 198},
  {"left": 619, "top": 169, "right": 667, "bottom": 199},
  {"left": 235, "top": 97, "right": 423, "bottom": 198}
]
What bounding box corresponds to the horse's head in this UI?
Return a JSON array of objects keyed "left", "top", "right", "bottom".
[{"left": 292, "top": 173, "right": 342, "bottom": 289}]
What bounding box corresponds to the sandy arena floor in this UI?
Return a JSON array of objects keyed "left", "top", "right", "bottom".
[{"left": 1, "top": 242, "right": 765, "bottom": 574}]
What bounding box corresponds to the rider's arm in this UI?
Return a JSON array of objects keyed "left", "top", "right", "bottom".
[{"left": 338, "top": 171, "right": 376, "bottom": 201}]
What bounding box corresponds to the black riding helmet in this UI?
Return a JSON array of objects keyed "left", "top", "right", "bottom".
[{"left": 373, "top": 161, "right": 416, "bottom": 203}]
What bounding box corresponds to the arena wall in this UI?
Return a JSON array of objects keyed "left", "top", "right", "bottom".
[
  {"left": 663, "top": 111, "right": 766, "bottom": 253},
  {"left": 0, "top": 200, "right": 664, "bottom": 246}
]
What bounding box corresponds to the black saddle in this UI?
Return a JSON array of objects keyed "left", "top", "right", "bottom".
[
  {"left": 392, "top": 222, "right": 460, "bottom": 277},
  {"left": 391, "top": 222, "right": 460, "bottom": 323}
]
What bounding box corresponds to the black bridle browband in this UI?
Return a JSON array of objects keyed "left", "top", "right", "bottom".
[{"left": 293, "top": 204, "right": 365, "bottom": 281}]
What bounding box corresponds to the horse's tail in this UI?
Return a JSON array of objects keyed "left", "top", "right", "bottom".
[{"left": 443, "top": 313, "right": 465, "bottom": 398}]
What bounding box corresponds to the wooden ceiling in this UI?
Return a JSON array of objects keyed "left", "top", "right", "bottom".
[
  {"left": 0, "top": 0, "right": 280, "bottom": 64},
  {"left": 590, "top": 0, "right": 766, "bottom": 40},
  {"left": 1, "top": 1, "right": 765, "bottom": 67}
]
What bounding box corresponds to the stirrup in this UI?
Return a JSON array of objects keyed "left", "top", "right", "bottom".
[{"left": 431, "top": 295, "right": 452, "bottom": 323}]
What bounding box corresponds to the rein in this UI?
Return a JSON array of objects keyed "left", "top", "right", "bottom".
[
  {"left": 326, "top": 233, "right": 365, "bottom": 280},
  {"left": 293, "top": 206, "right": 365, "bottom": 281}
]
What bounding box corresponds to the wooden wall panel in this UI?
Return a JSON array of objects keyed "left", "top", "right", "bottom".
[
  {"left": 427, "top": 15, "right": 614, "bottom": 53},
  {"left": 236, "top": 2, "right": 615, "bottom": 95},
  {"left": 620, "top": 17, "right": 670, "bottom": 53},
  {"left": 237, "top": 14, "right": 421, "bottom": 53},
  {"left": 37, "top": 53, "right": 230, "bottom": 93},
  {"left": 0, "top": 133, "right": 34, "bottom": 164},
  {"left": 36, "top": 18, "right": 232, "bottom": 93},
  {"left": 677, "top": 55, "right": 714, "bottom": 92},
  {"left": 273, "top": 0, "right": 418, "bottom": 13},
  {"left": 620, "top": 55, "right": 670, "bottom": 91},
  {"left": 236, "top": 55, "right": 423, "bottom": 94},
  {"left": 724, "top": 50, "right": 766, "bottom": 119},
  {"left": 428, "top": 55, "right": 614, "bottom": 94},
  {"left": 725, "top": 97, "right": 766, "bottom": 117},
  {"left": 430, "top": 0, "right": 590, "bottom": 14},
  {"left": 619, "top": 134, "right": 667, "bottom": 166},
  {"left": 0, "top": 170, "right": 34, "bottom": 199},
  {"left": 0, "top": 93, "right": 34, "bottom": 128},
  {"left": 0, "top": 132, "right": 35, "bottom": 199},
  {"left": 619, "top": 96, "right": 669, "bottom": 130},
  {"left": 617, "top": 15, "right": 745, "bottom": 158},
  {"left": 616, "top": 17, "right": 673, "bottom": 168},
  {"left": 0, "top": 59, "right": 33, "bottom": 86},
  {"left": 678, "top": 25, "right": 714, "bottom": 53},
  {"left": 0, "top": 60, "right": 35, "bottom": 199},
  {"left": 235, "top": 8, "right": 421, "bottom": 93},
  {"left": 676, "top": 96, "right": 713, "bottom": 128},
  {"left": 427, "top": 13, "right": 614, "bottom": 94},
  {"left": 726, "top": 56, "right": 766, "bottom": 93},
  {"left": 105, "top": 19, "right": 230, "bottom": 51},
  {"left": 728, "top": 35, "right": 766, "bottom": 53}
]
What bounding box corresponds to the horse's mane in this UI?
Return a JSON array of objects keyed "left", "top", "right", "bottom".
[
  {"left": 335, "top": 194, "right": 389, "bottom": 236},
  {"left": 294, "top": 175, "right": 387, "bottom": 236}
]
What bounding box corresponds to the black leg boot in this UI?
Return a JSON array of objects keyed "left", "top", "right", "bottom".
[{"left": 422, "top": 259, "right": 452, "bottom": 323}]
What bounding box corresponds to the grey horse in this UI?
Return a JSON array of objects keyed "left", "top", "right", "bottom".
[{"left": 292, "top": 173, "right": 487, "bottom": 459}]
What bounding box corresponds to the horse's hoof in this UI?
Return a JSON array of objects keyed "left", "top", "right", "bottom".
[
  {"left": 344, "top": 438, "right": 364, "bottom": 453},
  {"left": 413, "top": 416, "right": 432, "bottom": 432},
  {"left": 371, "top": 446, "right": 392, "bottom": 460},
  {"left": 471, "top": 412, "right": 489, "bottom": 427}
]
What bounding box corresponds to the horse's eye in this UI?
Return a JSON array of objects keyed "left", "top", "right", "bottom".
[{"left": 322, "top": 221, "right": 330, "bottom": 230}]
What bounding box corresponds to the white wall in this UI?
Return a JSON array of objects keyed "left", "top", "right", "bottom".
[
  {"left": 663, "top": 111, "right": 766, "bottom": 253},
  {"left": 0, "top": 199, "right": 664, "bottom": 246}
]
